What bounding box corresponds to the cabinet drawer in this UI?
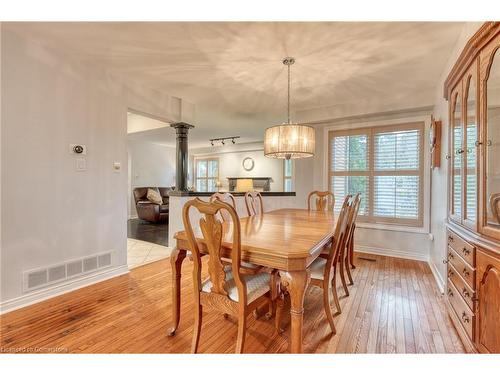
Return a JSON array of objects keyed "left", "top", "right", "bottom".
[
  {"left": 447, "top": 247, "right": 475, "bottom": 288},
  {"left": 448, "top": 263, "right": 475, "bottom": 310},
  {"left": 447, "top": 280, "right": 475, "bottom": 340},
  {"left": 447, "top": 229, "right": 475, "bottom": 267}
]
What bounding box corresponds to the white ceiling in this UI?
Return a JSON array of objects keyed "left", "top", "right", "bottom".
[{"left": 8, "top": 22, "right": 465, "bottom": 147}]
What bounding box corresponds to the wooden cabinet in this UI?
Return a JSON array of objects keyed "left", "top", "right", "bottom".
[
  {"left": 476, "top": 249, "right": 500, "bottom": 353},
  {"left": 444, "top": 22, "right": 500, "bottom": 353}
]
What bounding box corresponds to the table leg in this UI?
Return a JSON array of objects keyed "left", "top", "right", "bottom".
[
  {"left": 167, "top": 247, "right": 187, "bottom": 336},
  {"left": 280, "top": 269, "right": 311, "bottom": 353}
]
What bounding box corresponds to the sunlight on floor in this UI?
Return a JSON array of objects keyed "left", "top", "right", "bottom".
[{"left": 127, "top": 238, "right": 172, "bottom": 269}]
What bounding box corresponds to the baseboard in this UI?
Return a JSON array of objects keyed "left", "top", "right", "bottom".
[
  {"left": 128, "top": 214, "right": 138, "bottom": 220},
  {"left": 0, "top": 265, "right": 129, "bottom": 315},
  {"left": 428, "top": 259, "right": 446, "bottom": 294},
  {"left": 355, "top": 245, "right": 429, "bottom": 262}
]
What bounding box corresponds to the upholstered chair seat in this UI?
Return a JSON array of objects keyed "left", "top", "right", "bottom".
[{"left": 201, "top": 268, "right": 271, "bottom": 303}]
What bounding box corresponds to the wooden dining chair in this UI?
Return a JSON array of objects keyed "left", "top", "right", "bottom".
[
  {"left": 245, "top": 191, "right": 264, "bottom": 216},
  {"left": 275, "top": 195, "right": 352, "bottom": 335},
  {"left": 307, "top": 191, "right": 335, "bottom": 212},
  {"left": 183, "top": 198, "right": 277, "bottom": 353},
  {"left": 210, "top": 192, "right": 236, "bottom": 222},
  {"left": 343, "top": 193, "right": 361, "bottom": 286}
]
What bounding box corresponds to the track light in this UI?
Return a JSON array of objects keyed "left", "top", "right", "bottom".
[{"left": 209, "top": 136, "right": 240, "bottom": 146}]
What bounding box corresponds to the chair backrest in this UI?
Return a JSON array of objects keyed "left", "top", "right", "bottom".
[
  {"left": 345, "top": 193, "right": 362, "bottom": 243},
  {"left": 182, "top": 198, "right": 247, "bottom": 303},
  {"left": 210, "top": 192, "right": 237, "bottom": 222},
  {"left": 244, "top": 191, "right": 264, "bottom": 216},
  {"left": 308, "top": 191, "right": 335, "bottom": 212},
  {"left": 323, "top": 195, "right": 351, "bottom": 277}
]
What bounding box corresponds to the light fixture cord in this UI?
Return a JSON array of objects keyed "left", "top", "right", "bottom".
[{"left": 287, "top": 61, "right": 291, "bottom": 124}]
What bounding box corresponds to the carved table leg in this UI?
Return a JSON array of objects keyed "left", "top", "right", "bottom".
[
  {"left": 167, "top": 247, "right": 187, "bottom": 336},
  {"left": 280, "top": 269, "right": 311, "bottom": 353}
]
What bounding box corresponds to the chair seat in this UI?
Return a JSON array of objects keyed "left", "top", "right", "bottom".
[
  {"left": 310, "top": 257, "right": 328, "bottom": 280},
  {"left": 201, "top": 268, "right": 270, "bottom": 303}
]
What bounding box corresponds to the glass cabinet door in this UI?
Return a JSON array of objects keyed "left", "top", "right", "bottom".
[
  {"left": 451, "top": 91, "right": 464, "bottom": 222},
  {"left": 465, "top": 73, "right": 478, "bottom": 228},
  {"left": 484, "top": 47, "right": 500, "bottom": 235}
]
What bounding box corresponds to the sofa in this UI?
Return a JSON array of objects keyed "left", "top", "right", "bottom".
[{"left": 133, "top": 187, "right": 172, "bottom": 223}]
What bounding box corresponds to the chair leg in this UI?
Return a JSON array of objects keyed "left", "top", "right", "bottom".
[
  {"left": 331, "top": 268, "right": 341, "bottom": 315},
  {"left": 322, "top": 280, "right": 336, "bottom": 335},
  {"left": 349, "top": 235, "right": 356, "bottom": 269},
  {"left": 274, "top": 294, "right": 285, "bottom": 334},
  {"left": 339, "top": 248, "right": 349, "bottom": 297},
  {"left": 235, "top": 312, "right": 247, "bottom": 354},
  {"left": 345, "top": 252, "right": 354, "bottom": 285},
  {"left": 191, "top": 304, "right": 203, "bottom": 353},
  {"left": 266, "top": 270, "right": 279, "bottom": 320}
]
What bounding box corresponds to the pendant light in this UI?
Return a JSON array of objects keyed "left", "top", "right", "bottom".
[{"left": 264, "top": 57, "right": 315, "bottom": 159}]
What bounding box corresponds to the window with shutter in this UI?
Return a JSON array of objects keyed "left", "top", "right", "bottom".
[{"left": 329, "top": 122, "right": 424, "bottom": 226}]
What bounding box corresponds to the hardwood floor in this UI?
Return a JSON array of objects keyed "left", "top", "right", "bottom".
[{"left": 0, "top": 253, "right": 464, "bottom": 353}]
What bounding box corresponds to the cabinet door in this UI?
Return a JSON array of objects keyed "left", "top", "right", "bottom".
[
  {"left": 480, "top": 34, "right": 500, "bottom": 240},
  {"left": 464, "top": 67, "right": 479, "bottom": 230},
  {"left": 450, "top": 89, "right": 464, "bottom": 223},
  {"left": 476, "top": 249, "right": 500, "bottom": 353}
]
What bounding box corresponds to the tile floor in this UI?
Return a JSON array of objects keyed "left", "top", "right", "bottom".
[{"left": 127, "top": 238, "right": 172, "bottom": 269}]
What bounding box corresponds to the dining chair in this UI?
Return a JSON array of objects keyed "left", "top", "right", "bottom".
[
  {"left": 210, "top": 192, "right": 266, "bottom": 277},
  {"left": 183, "top": 197, "right": 278, "bottom": 353},
  {"left": 343, "top": 193, "right": 361, "bottom": 286},
  {"left": 245, "top": 191, "right": 264, "bottom": 216},
  {"left": 210, "top": 192, "right": 236, "bottom": 222},
  {"left": 275, "top": 195, "right": 352, "bottom": 335},
  {"left": 307, "top": 190, "right": 335, "bottom": 212}
]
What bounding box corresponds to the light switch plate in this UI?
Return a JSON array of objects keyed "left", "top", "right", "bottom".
[{"left": 76, "top": 158, "right": 87, "bottom": 171}]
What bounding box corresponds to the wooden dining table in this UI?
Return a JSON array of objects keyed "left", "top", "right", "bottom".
[{"left": 168, "top": 208, "right": 336, "bottom": 353}]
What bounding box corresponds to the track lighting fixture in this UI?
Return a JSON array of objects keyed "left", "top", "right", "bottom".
[{"left": 209, "top": 136, "right": 240, "bottom": 147}]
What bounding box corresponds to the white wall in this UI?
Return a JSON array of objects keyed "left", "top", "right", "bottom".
[
  {"left": 190, "top": 142, "right": 285, "bottom": 192},
  {"left": 0, "top": 28, "right": 191, "bottom": 311},
  {"left": 128, "top": 140, "right": 176, "bottom": 217},
  {"left": 429, "top": 22, "right": 484, "bottom": 290}
]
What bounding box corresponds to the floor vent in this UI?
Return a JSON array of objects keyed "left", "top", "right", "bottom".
[{"left": 23, "top": 251, "right": 113, "bottom": 293}]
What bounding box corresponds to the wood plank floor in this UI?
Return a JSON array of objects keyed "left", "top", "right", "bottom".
[{"left": 0, "top": 253, "right": 464, "bottom": 353}]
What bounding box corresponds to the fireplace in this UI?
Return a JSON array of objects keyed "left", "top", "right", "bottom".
[{"left": 227, "top": 177, "right": 272, "bottom": 192}]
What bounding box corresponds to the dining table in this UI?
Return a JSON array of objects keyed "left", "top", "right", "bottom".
[{"left": 168, "top": 208, "right": 336, "bottom": 353}]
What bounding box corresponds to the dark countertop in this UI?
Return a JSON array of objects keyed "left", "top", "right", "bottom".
[{"left": 168, "top": 191, "right": 296, "bottom": 197}]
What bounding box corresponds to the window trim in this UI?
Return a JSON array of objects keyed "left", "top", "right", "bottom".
[
  {"left": 194, "top": 157, "right": 219, "bottom": 192},
  {"left": 322, "top": 117, "right": 431, "bottom": 229},
  {"left": 283, "top": 159, "right": 294, "bottom": 192}
]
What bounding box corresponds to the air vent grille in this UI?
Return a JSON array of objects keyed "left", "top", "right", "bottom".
[{"left": 23, "top": 251, "right": 113, "bottom": 293}]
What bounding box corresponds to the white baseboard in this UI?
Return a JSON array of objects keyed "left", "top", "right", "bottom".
[
  {"left": 0, "top": 265, "right": 129, "bottom": 315},
  {"left": 355, "top": 245, "right": 429, "bottom": 262},
  {"left": 428, "top": 259, "right": 446, "bottom": 294},
  {"left": 128, "top": 214, "right": 138, "bottom": 220}
]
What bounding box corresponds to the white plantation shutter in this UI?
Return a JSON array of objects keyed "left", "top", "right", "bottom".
[{"left": 329, "top": 122, "right": 424, "bottom": 226}]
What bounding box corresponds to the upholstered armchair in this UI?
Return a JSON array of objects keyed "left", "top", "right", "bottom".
[{"left": 133, "top": 187, "right": 172, "bottom": 223}]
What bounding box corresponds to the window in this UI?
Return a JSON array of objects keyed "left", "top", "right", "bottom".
[
  {"left": 195, "top": 158, "right": 219, "bottom": 192},
  {"left": 283, "top": 159, "right": 293, "bottom": 192},
  {"left": 329, "top": 122, "right": 424, "bottom": 226}
]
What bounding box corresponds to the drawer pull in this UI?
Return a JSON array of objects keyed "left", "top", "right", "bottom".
[
  {"left": 448, "top": 269, "right": 454, "bottom": 277},
  {"left": 462, "top": 288, "right": 470, "bottom": 298},
  {"left": 461, "top": 312, "right": 470, "bottom": 324},
  {"left": 447, "top": 288, "right": 454, "bottom": 297},
  {"left": 448, "top": 235, "right": 454, "bottom": 242},
  {"left": 448, "top": 252, "right": 454, "bottom": 260},
  {"left": 443, "top": 259, "right": 450, "bottom": 264},
  {"left": 462, "top": 268, "right": 470, "bottom": 278},
  {"left": 462, "top": 247, "right": 471, "bottom": 256}
]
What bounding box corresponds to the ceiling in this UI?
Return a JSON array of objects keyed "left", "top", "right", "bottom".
[{"left": 8, "top": 22, "right": 465, "bottom": 147}]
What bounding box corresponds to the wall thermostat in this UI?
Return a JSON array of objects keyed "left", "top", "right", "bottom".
[{"left": 69, "top": 144, "right": 87, "bottom": 155}]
